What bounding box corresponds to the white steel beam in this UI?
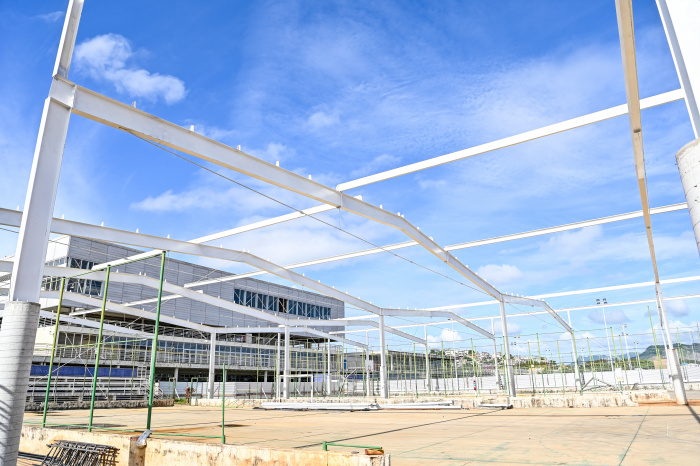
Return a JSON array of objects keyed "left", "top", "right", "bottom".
[
  {"left": 502, "top": 294, "right": 572, "bottom": 333},
  {"left": 0, "top": 212, "right": 510, "bottom": 336},
  {"left": 0, "top": 3, "right": 83, "bottom": 461},
  {"left": 92, "top": 195, "right": 361, "bottom": 271},
  {"left": 188, "top": 202, "right": 688, "bottom": 283},
  {"left": 380, "top": 308, "right": 494, "bottom": 340},
  {"left": 46, "top": 77, "right": 503, "bottom": 300},
  {"left": 335, "top": 293, "right": 700, "bottom": 335},
  {"left": 657, "top": 0, "right": 700, "bottom": 137},
  {"left": 615, "top": 0, "right": 686, "bottom": 405},
  {"left": 336, "top": 90, "right": 683, "bottom": 191},
  {"left": 41, "top": 289, "right": 212, "bottom": 332},
  {"left": 39, "top": 265, "right": 374, "bottom": 348}
]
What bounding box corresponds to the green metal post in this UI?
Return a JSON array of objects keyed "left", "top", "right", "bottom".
[
  {"left": 42, "top": 277, "right": 65, "bottom": 427},
  {"left": 441, "top": 342, "right": 447, "bottom": 397},
  {"left": 146, "top": 252, "right": 167, "bottom": 430},
  {"left": 556, "top": 340, "right": 564, "bottom": 394},
  {"left": 587, "top": 338, "right": 597, "bottom": 390},
  {"left": 536, "top": 334, "right": 545, "bottom": 395},
  {"left": 413, "top": 344, "right": 418, "bottom": 396},
  {"left": 527, "top": 342, "right": 535, "bottom": 394},
  {"left": 571, "top": 330, "right": 582, "bottom": 394},
  {"left": 88, "top": 266, "right": 111, "bottom": 432},
  {"left": 470, "top": 338, "right": 478, "bottom": 396},
  {"left": 610, "top": 327, "right": 622, "bottom": 391}
]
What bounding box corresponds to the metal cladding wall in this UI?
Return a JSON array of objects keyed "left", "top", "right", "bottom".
[{"left": 59, "top": 236, "right": 345, "bottom": 332}]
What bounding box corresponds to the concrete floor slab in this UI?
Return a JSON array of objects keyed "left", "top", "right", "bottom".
[{"left": 24, "top": 404, "right": 700, "bottom": 464}]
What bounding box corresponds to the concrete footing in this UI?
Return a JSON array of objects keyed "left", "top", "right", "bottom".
[
  {"left": 196, "top": 390, "right": 672, "bottom": 409},
  {"left": 25, "top": 398, "right": 174, "bottom": 412},
  {"left": 0, "top": 301, "right": 41, "bottom": 465},
  {"left": 20, "top": 426, "right": 390, "bottom": 466}
]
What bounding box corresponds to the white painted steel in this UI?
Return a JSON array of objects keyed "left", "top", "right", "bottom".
[
  {"left": 46, "top": 79, "right": 502, "bottom": 300},
  {"left": 381, "top": 308, "right": 493, "bottom": 340},
  {"left": 616, "top": 0, "right": 687, "bottom": 404},
  {"left": 283, "top": 326, "right": 290, "bottom": 399},
  {"left": 499, "top": 301, "right": 516, "bottom": 397},
  {"left": 52, "top": 0, "right": 83, "bottom": 78},
  {"left": 1, "top": 3, "right": 82, "bottom": 461},
  {"left": 91, "top": 195, "right": 361, "bottom": 271},
  {"left": 657, "top": 0, "right": 700, "bottom": 137},
  {"left": 193, "top": 203, "right": 687, "bottom": 283},
  {"left": 208, "top": 332, "right": 216, "bottom": 399},
  {"left": 9, "top": 100, "right": 72, "bottom": 302},
  {"left": 379, "top": 314, "right": 388, "bottom": 398},
  {"left": 335, "top": 90, "right": 683, "bottom": 191},
  {"left": 423, "top": 325, "right": 430, "bottom": 394},
  {"left": 275, "top": 335, "right": 281, "bottom": 398},
  {"left": 334, "top": 293, "right": 700, "bottom": 334}
]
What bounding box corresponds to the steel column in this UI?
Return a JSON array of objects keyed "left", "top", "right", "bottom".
[
  {"left": 379, "top": 315, "right": 388, "bottom": 398},
  {"left": 499, "top": 301, "right": 516, "bottom": 397},
  {"left": 208, "top": 332, "right": 216, "bottom": 399},
  {"left": 283, "top": 326, "right": 290, "bottom": 399},
  {"left": 657, "top": 0, "right": 700, "bottom": 137}
]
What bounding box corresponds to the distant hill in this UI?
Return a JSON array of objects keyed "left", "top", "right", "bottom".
[
  {"left": 576, "top": 343, "right": 700, "bottom": 362},
  {"left": 637, "top": 343, "right": 700, "bottom": 361}
]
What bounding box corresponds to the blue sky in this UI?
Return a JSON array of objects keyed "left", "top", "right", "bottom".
[{"left": 1, "top": 1, "right": 699, "bottom": 355}]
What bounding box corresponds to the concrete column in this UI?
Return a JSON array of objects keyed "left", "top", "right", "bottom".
[
  {"left": 378, "top": 314, "right": 388, "bottom": 398},
  {"left": 275, "top": 333, "right": 281, "bottom": 399},
  {"left": 173, "top": 367, "right": 179, "bottom": 382},
  {"left": 677, "top": 138, "right": 700, "bottom": 254},
  {"left": 424, "top": 325, "right": 430, "bottom": 394},
  {"left": 656, "top": 284, "right": 688, "bottom": 404},
  {"left": 499, "top": 301, "right": 517, "bottom": 397},
  {"left": 657, "top": 0, "right": 700, "bottom": 137},
  {"left": 283, "top": 326, "right": 290, "bottom": 399},
  {"left": 208, "top": 332, "right": 216, "bottom": 399},
  {"left": 0, "top": 301, "right": 41, "bottom": 465}
]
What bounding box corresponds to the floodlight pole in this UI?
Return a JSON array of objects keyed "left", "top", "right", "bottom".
[
  {"left": 499, "top": 301, "right": 517, "bottom": 397},
  {"left": 283, "top": 325, "right": 290, "bottom": 399},
  {"left": 379, "top": 314, "right": 389, "bottom": 398},
  {"left": 208, "top": 332, "right": 217, "bottom": 399},
  {"left": 0, "top": 2, "right": 83, "bottom": 462}
]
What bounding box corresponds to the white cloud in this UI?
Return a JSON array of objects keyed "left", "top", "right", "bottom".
[
  {"left": 74, "top": 34, "right": 186, "bottom": 104},
  {"left": 248, "top": 142, "right": 296, "bottom": 164},
  {"left": 349, "top": 154, "right": 400, "bottom": 178},
  {"left": 587, "top": 308, "right": 630, "bottom": 325},
  {"left": 559, "top": 331, "right": 596, "bottom": 341},
  {"left": 307, "top": 111, "right": 339, "bottom": 130},
  {"left": 494, "top": 321, "right": 522, "bottom": 336},
  {"left": 36, "top": 11, "right": 63, "bottom": 22},
  {"left": 476, "top": 264, "right": 523, "bottom": 287},
  {"left": 666, "top": 299, "right": 690, "bottom": 317},
  {"left": 427, "top": 328, "right": 461, "bottom": 347}
]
